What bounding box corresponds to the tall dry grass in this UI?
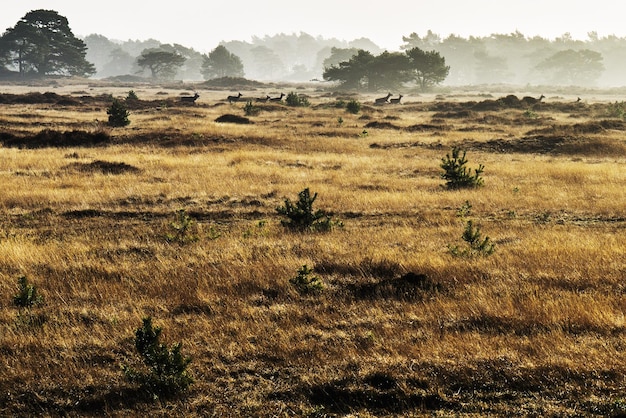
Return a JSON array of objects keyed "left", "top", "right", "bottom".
[{"left": 0, "top": 87, "right": 625, "bottom": 416}]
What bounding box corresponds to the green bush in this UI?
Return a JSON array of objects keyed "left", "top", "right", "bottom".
[
  {"left": 126, "top": 90, "right": 139, "bottom": 101},
  {"left": 13, "top": 276, "right": 43, "bottom": 308},
  {"left": 123, "top": 317, "right": 193, "bottom": 398},
  {"left": 449, "top": 220, "right": 495, "bottom": 257},
  {"left": 243, "top": 100, "right": 260, "bottom": 116},
  {"left": 107, "top": 98, "right": 130, "bottom": 127},
  {"left": 440, "top": 146, "right": 484, "bottom": 189},
  {"left": 285, "top": 92, "right": 310, "bottom": 107},
  {"left": 606, "top": 101, "right": 626, "bottom": 119},
  {"left": 290, "top": 265, "right": 324, "bottom": 294},
  {"left": 276, "top": 188, "right": 334, "bottom": 232},
  {"left": 165, "top": 209, "right": 198, "bottom": 243},
  {"left": 346, "top": 99, "right": 361, "bottom": 114}
]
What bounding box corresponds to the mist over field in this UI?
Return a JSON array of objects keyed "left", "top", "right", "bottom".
[{"left": 77, "top": 30, "right": 624, "bottom": 87}]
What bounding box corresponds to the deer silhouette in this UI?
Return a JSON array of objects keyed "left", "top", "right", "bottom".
[
  {"left": 269, "top": 93, "right": 285, "bottom": 102},
  {"left": 521, "top": 94, "right": 545, "bottom": 106},
  {"left": 180, "top": 92, "right": 199, "bottom": 103},
  {"left": 227, "top": 92, "right": 243, "bottom": 103},
  {"left": 375, "top": 93, "right": 392, "bottom": 105},
  {"left": 390, "top": 94, "right": 403, "bottom": 104}
]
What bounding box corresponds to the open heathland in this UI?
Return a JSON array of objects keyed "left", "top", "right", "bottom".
[{"left": 1, "top": 82, "right": 626, "bottom": 416}]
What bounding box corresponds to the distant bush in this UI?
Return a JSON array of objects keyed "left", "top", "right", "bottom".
[
  {"left": 285, "top": 92, "right": 310, "bottom": 107},
  {"left": 13, "top": 276, "right": 43, "bottom": 309},
  {"left": 126, "top": 90, "right": 139, "bottom": 101},
  {"left": 276, "top": 188, "right": 335, "bottom": 232},
  {"left": 243, "top": 100, "right": 260, "bottom": 116},
  {"left": 449, "top": 220, "right": 495, "bottom": 257},
  {"left": 202, "top": 76, "right": 265, "bottom": 88},
  {"left": 107, "top": 98, "right": 130, "bottom": 127},
  {"left": 440, "top": 146, "right": 484, "bottom": 189},
  {"left": 290, "top": 265, "right": 324, "bottom": 294},
  {"left": 165, "top": 209, "right": 199, "bottom": 243},
  {"left": 606, "top": 101, "right": 626, "bottom": 119},
  {"left": 346, "top": 99, "right": 361, "bottom": 114},
  {"left": 123, "top": 317, "right": 193, "bottom": 398}
]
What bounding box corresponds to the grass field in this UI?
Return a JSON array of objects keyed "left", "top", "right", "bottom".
[{"left": 1, "top": 81, "right": 626, "bottom": 416}]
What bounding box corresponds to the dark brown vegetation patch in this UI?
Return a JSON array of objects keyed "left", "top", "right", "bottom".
[
  {"left": 363, "top": 121, "right": 401, "bottom": 130},
  {"left": 406, "top": 123, "right": 451, "bottom": 132},
  {"left": 528, "top": 119, "right": 626, "bottom": 135},
  {"left": 432, "top": 109, "right": 476, "bottom": 119},
  {"left": 271, "top": 372, "right": 451, "bottom": 415},
  {"left": 65, "top": 160, "right": 141, "bottom": 175},
  {"left": 346, "top": 272, "right": 443, "bottom": 301},
  {"left": 215, "top": 114, "right": 252, "bottom": 124},
  {"left": 470, "top": 135, "right": 626, "bottom": 156},
  {"left": 0, "top": 129, "right": 110, "bottom": 148}
]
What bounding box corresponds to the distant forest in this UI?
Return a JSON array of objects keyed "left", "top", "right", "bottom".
[{"left": 84, "top": 30, "right": 626, "bottom": 87}]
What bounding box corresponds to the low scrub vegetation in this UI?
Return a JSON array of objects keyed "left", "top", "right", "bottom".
[{"left": 0, "top": 85, "right": 625, "bottom": 417}]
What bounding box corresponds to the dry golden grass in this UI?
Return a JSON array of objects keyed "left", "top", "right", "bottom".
[{"left": 1, "top": 83, "right": 626, "bottom": 416}]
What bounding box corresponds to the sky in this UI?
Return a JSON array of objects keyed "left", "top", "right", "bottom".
[{"left": 1, "top": 1, "right": 624, "bottom": 53}]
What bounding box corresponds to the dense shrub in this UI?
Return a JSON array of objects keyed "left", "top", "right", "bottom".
[
  {"left": 346, "top": 99, "right": 361, "bottom": 114},
  {"left": 13, "top": 276, "right": 43, "bottom": 308},
  {"left": 440, "top": 146, "right": 484, "bottom": 189},
  {"left": 165, "top": 209, "right": 199, "bottom": 243},
  {"left": 285, "top": 92, "right": 310, "bottom": 107},
  {"left": 123, "top": 317, "right": 193, "bottom": 398},
  {"left": 243, "top": 100, "right": 260, "bottom": 116},
  {"left": 276, "top": 188, "right": 333, "bottom": 232},
  {"left": 290, "top": 265, "right": 324, "bottom": 294},
  {"left": 449, "top": 220, "right": 495, "bottom": 257},
  {"left": 107, "top": 98, "right": 130, "bottom": 127}
]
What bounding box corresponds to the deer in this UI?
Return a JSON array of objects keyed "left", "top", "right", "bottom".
[
  {"left": 256, "top": 95, "right": 271, "bottom": 102},
  {"left": 180, "top": 92, "right": 199, "bottom": 103},
  {"left": 227, "top": 92, "right": 243, "bottom": 103},
  {"left": 375, "top": 93, "right": 392, "bottom": 105},
  {"left": 390, "top": 94, "right": 403, "bottom": 104},
  {"left": 269, "top": 93, "right": 285, "bottom": 102},
  {"left": 521, "top": 94, "right": 545, "bottom": 106}
]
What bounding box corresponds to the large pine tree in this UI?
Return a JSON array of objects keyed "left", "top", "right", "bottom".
[{"left": 0, "top": 9, "right": 95, "bottom": 77}]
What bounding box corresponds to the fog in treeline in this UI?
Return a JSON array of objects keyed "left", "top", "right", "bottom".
[{"left": 84, "top": 30, "right": 626, "bottom": 87}]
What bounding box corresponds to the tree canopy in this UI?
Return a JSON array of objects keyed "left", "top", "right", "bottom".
[
  {"left": 201, "top": 45, "right": 244, "bottom": 80},
  {"left": 535, "top": 49, "right": 604, "bottom": 86},
  {"left": 0, "top": 9, "right": 95, "bottom": 77},
  {"left": 405, "top": 47, "right": 450, "bottom": 91},
  {"left": 136, "top": 48, "right": 186, "bottom": 79},
  {"left": 322, "top": 47, "right": 448, "bottom": 91}
]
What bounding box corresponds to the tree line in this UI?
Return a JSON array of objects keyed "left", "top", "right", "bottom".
[{"left": 1, "top": 9, "right": 625, "bottom": 88}]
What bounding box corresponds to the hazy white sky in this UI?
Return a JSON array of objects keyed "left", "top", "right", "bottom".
[{"left": 1, "top": 1, "right": 623, "bottom": 52}]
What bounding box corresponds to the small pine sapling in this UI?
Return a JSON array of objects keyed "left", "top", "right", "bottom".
[
  {"left": 441, "top": 147, "right": 484, "bottom": 189},
  {"left": 346, "top": 99, "right": 361, "bottom": 114},
  {"left": 126, "top": 90, "right": 139, "bottom": 101},
  {"left": 290, "top": 264, "right": 324, "bottom": 294},
  {"left": 107, "top": 98, "right": 130, "bottom": 127},
  {"left": 449, "top": 220, "right": 495, "bottom": 257},
  {"left": 276, "top": 188, "right": 334, "bottom": 232},
  {"left": 243, "top": 100, "right": 260, "bottom": 116},
  {"left": 13, "top": 276, "right": 43, "bottom": 308},
  {"left": 285, "top": 92, "right": 310, "bottom": 107},
  {"left": 123, "top": 317, "right": 193, "bottom": 397},
  {"left": 165, "top": 209, "right": 199, "bottom": 243}
]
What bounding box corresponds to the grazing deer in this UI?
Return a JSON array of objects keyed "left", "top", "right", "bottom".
[
  {"left": 269, "top": 93, "right": 285, "bottom": 102},
  {"left": 256, "top": 95, "right": 271, "bottom": 102},
  {"left": 227, "top": 92, "right": 243, "bottom": 103},
  {"left": 390, "top": 94, "right": 403, "bottom": 104},
  {"left": 180, "top": 92, "right": 199, "bottom": 103},
  {"left": 375, "top": 93, "right": 392, "bottom": 105},
  {"left": 521, "top": 94, "right": 545, "bottom": 106}
]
